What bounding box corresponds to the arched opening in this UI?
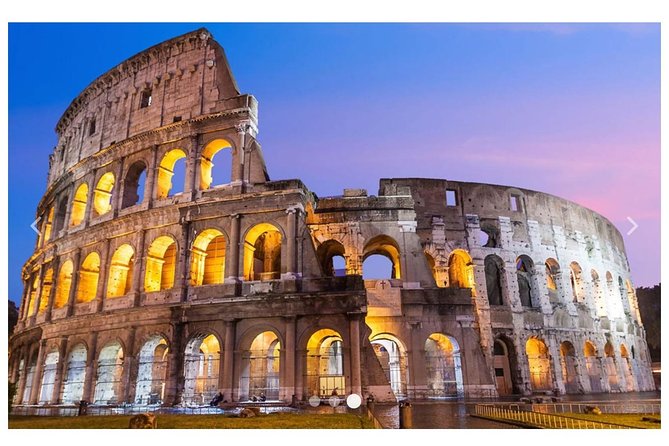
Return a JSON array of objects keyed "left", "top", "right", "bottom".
[
  {"left": 485, "top": 255, "right": 505, "bottom": 306},
  {"left": 424, "top": 252, "right": 440, "bottom": 286},
  {"left": 316, "top": 240, "right": 347, "bottom": 277},
  {"left": 190, "top": 229, "right": 226, "bottom": 286},
  {"left": 545, "top": 258, "right": 561, "bottom": 303},
  {"left": 135, "top": 335, "right": 169, "bottom": 405},
  {"left": 38, "top": 349, "right": 59, "bottom": 403},
  {"left": 93, "top": 172, "right": 115, "bottom": 216},
  {"left": 626, "top": 280, "right": 640, "bottom": 322},
  {"left": 516, "top": 255, "right": 538, "bottom": 308},
  {"left": 584, "top": 341, "right": 602, "bottom": 393},
  {"left": 560, "top": 341, "right": 579, "bottom": 393},
  {"left": 38, "top": 267, "right": 53, "bottom": 313},
  {"left": 106, "top": 244, "right": 135, "bottom": 298},
  {"left": 42, "top": 206, "right": 54, "bottom": 244},
  {"left": 371, "top": 333, "right": 409, "bottom": 399},
  {"left": 70, "top": 183, "right": 89, "bottom": 226},
  {"left": 424, "top": 333, "right": 464, "bottom": 398},
  {"left": 200, "top": 139, "right": 232, "bottom": 190},
  {"left": 493, "top": 338, "right": 520, "bottom": 395},
  {"left": 618, "top": 276, "right": 631, "bottom": 316},
  {"left": 54, "top": 197, "right": 68, "bottom": 234},
  {"left": 448, "top": 249, "right": 473, "bottom": 289},
  {"left": 26, "top": 274, "right": 39, "bottom": 317},
  {"left": 183, "top": 334, "right": 220, "bottom": 405},
  {"left": 156, "top": 149, "right": 187, "bottom": 198},
  {"left": 526, "top": 338, "right": 552, "bottom": 391},
  {"left": 479, "top": 224, "right": 499, "bottom": 248},
  {"left": 620, "top": 344, "right": 635, "bottom": 391},
  {"left": 244, "top": 224, "right": 282, "bottom": 281},
  {"left": 93, "top": 342, "right": 124, "bottom": 405},
  {"left": 121, "top": 161, "right": 147, "bottom": 209},
  {"left": 144, "top": 236, "right": 177, "bottom": 292},
  {"left": 570, "top": 262, "right": 584, "bottom": 303},
  {"left": 22, "top": 351, "right": 38, "bottom": 403},
  {"left": 240, "top": 331, "right": 281, "bottom": 401},
  {"left": 305, "top": 329, "right": 345, "bottom": 398},
  {"left": 76, "top": 252, "right": 100, "bottom": 303},
  {"left": 61, "top": 343, "right": 87, "bottom": 405},
  {"left": 604, "top": 341, "right": 619, "bottom": 391},
  {"left": 362, "top": 235, "right": 401, "bottom": 280}
]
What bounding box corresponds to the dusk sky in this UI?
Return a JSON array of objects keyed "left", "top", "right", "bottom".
[{"left": 7, "top": 23, "right": 660, "bottom": 304}]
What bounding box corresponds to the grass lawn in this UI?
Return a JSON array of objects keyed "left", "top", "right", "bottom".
[
  {"left": 560, "top": 413, "right": 661, "bottom": 429},
  {"left": 9, "top": 413, "right": 374, "bottom": 429}
]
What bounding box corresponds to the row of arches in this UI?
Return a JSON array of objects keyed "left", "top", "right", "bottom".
[
  {"left": 39, "top": 139, "right": 234, "bottom": 246},
  {"left": 23, "top": 223, "right": 283, "bottom": 319},
  {"left": 494, "top": 337, "right": 639, "bottom": 395}
]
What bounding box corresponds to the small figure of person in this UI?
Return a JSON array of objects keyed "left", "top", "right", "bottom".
[
  {"left": 259, "top": 392, "right": 266, "bottom": 402},
  {"left": 210, "top": 391, "right": 224, "bottom": 407},
  {"left": 331, "top": 387, "right": 339, "bottom": 396}
]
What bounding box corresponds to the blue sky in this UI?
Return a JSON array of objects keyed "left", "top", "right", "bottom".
[{"left": 7, "top": 23, "right": 660, "bottom": 303}]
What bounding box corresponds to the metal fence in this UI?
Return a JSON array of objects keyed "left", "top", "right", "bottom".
[
  {"left": 530, "top": 401, "right": 660, "bottom": 415},
  {"left": 11, "top": 404, "right": 228, "bottom": 417},
  {"left": 473, "top": 404, "right": 636, "bottom": 429}
]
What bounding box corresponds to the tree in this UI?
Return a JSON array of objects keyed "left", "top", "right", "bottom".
[{"left": 636, "top": 284, "right": 661, "bottom": 362}]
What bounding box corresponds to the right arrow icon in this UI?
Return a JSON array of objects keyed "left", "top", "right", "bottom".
[{"left": 626, "top": 217, "right": 638, "bottom": 235}]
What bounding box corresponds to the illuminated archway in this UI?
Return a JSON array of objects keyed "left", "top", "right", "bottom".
[
  {"left": 448, "top": 249, "right": 473, "bottom": 289},
  {"left": 42, "top": 206, "right": 54, "bottom": 244},
  {"left": 620, "top": 344, "right": 635, "bottom": 391},
  {"left": 604, "top": 341, "right": 619, "bottom": 391},
  {"left": 584, "top": 341, "right": 602, "bottom": 393},
  {"left": 305, "top": 329, "right": 345, "bottom": 398},
  {"left": 316, "top": 240, "right": 346, "bottom": 277},
  {"left": 570, "top": 262, "right": 584, "bottom": 303},
  {"left": 200, "top": 139, "right": 233, "bottom": 190},
  {"left": 559, "top": 341, "right": 579, "bottom": 393},
  {"left": 144, "top": 236, "right": 177, "bottom": 292},
  {"left": 183, "top": 334, "right": 220, "bottom": 405},
  {"left": 76, "top": 252, "right": 100, "bottom": 303},
  {"left": 106, "top": 244, "right": 135, "bottom": 298},
  {"left": 190, "top": 229, "right": 226, "bottom": 286},
  {"left": 22, "top": 352, "right": 38, "bottom": 403},
  {"left": 54, "top": 261, "right": 73, "bottom": 309},
  {"left": 371, "top": 333, "right": 409, "bottom": 398},
  {"left": 240, "top": 331, "right": 281, "bottom": 401},
  {"left": 93, "top": 342, "right": 124, "bottom": 405},
  {"left": 244, "top": 223, "right": 282, "bottom": 281},
  {"left": 70, "top": 183, "right": 89, "bottom": 226},
  {"left": 135, "top": 335, "right": 169, "bottom": 405},
  {"left": 93, "top": 172, "right": 115, "bottom": 216},
  {"left": 545, "top": 258, "right": 561, "bottom": 303},
  {"left": 424, "top": 333, "right": 463, "bottom": 398},
  {"left": 156, "top": 149, "right": 187, "bottom": 198},
  {"left": 26, "top": 274, "right": 39, "bottom": 317},
  {"left": 38, "top": 267, "right": 53, "bottom": 314},
  {"left": 493, "top": 337, "right": 521, "bottom": 395},
  {"left": 61, "top": 343, "right": 87, "bottom": 405},
  {"left": 362, "top": 235, "right": 401, "bottom": 279},
  {"left": 38, "top": 349, "right": 59, "bottom": 403},
  {"left": 526, "top": 338, "right": 552, "bottom": 391}
]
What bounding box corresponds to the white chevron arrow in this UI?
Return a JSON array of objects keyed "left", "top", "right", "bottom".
[
  {"left": 30, "top": 217, "right": 41, "bottom": 235},
  {"left": 626, "top": 217, "right": 638, "bottom": 235}
]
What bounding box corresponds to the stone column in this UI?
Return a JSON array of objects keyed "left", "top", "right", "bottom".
[
  {"left": 232, "top": 123, "right": 248, "bottom": 184},
  {"left": 163, "top": 322, "right": 185, "bottom": 406},
  {"left": 29, "top": 265, "right": 45, "bottom": 323},
  {"left": 283, "top": 208, "right": 298, "bottom": 279},
  {"left": 186, "top": 134, "right": 199, "bottom": 198},
  {"left": 121, "top": 326, "right": 137, "bottom": 403},
  {"left": 83, "top": 172, "right": 96, "bottom": 228},
  {"left": 222, "top": 319, "right": 236, "bottom": 401},
  {"left": 131, "top": 230, "right": 146, "bottom": 306},
  {"left": 112, "top": 157, "right": 125, "bottom": 218},
  {"left": 348, "top": 314, "right": 362, "bottom": 397},
  {"left": 45, "top": 256, "right": 61, "bottom": 322},
  {"left": 295, "top": 348, "right": 305, "bottom": 401},
  {"left": 96, "top": 239, "right": 112, "bottom": 313},
  {"left": 145, "top": 145, "right": 158, "bottom": 208},
  {"left": 282, "top": 317, "right": 296, "bottom": 400},
  {"left": 66, "top": 249, "right": 82, "bottom": 317},
  {"left": 51, "top": 336, "right": 68, "bottom": 403},
  {"left": 81, "top": 332, "right": 98, "bottom": 403},
  {"left": 15, "top": 345, "right": 30, "bottom": 405},
  {"left": 29, "top": 339, "right": 47, "bottom": 404},
  {"left": 225, "top": 214, "right": 241, "bottom": 283}
]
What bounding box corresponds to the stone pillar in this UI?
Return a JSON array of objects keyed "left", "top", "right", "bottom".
[
  {"left": 284, "top": 208, "right": 298, "bottom": 279},
  {"left": 112, "top": 157, "right": 125, "bottom": 218},
  {"left": 83, "top": 172, "right": 96, "bottom": 228},
  {"left": 81, "top": 332, "right": 98, "bottom": 403},
  {"left": 225, "top": 214, "right": 242, "bottom": 283},
  {"left": 51, "top": 336, "right": 69, "bottom": 403},
  {"left": 66, "top": 249, "right": 82, "bottom": 317},
  {"left": 163, "top": 322, "right": 185, "bottom": 406},
  {"left": 131, "top": 230, "right": 146, "bottom": 306},
  {"left": 45, "top": 256, "right": 61, "bottom": 322},
  {"left": 232, "top": 123, "right": 247, "bottom": 184},
  {"left": 186, "top": 134, "right": 199, "bottom": 198},
  {"left": 222, "top": 319, "right": 236, "bottom": 401},
  {"left": 121, "top": 326, "right": 137, "bottom": 403},
  {"left": 175, "top": 220, "right": 191, "bottom": 302},
  {"left": 29, "top": 339, "right": 47, "bottom": 404},
  {"left": 15, "top": 345, "right": 30, "bottom": 404},
  {"left": 145, "top": 145, "right": 158, "bottom": 208},
  {"left": 282, "top": 317, "right": 296, "bottom": 400},
  {"left": 348, "top": 314, "right": 362, "bottom": 397},
  {"left": 96, "top": 239, "right": 112, "bottom": 312}
]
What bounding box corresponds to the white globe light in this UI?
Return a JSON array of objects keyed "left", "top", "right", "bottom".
[{"left": 346, "top": 393, "right": 362, "bottom": 409}]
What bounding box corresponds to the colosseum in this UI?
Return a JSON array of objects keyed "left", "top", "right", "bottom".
[{"left": 9, "top": 28, "right": 655, "bottom": 410}]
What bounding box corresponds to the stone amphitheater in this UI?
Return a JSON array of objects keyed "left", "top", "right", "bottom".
[{"left": 9, "top": 28, "right": 655, "bottom": 409}]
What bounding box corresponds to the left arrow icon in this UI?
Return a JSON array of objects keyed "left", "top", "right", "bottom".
[{"left": 30, "top": 217, "right": 41, "bottom": 235}]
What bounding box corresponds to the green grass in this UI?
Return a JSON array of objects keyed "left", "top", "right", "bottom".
[
  {"left": 560, "top": 413, "right": 660, "bottom": 429},
  {"left": 9, "top": 413, "right": 374, "bottom": 429}
]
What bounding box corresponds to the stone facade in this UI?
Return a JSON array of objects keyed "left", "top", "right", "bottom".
[{"left": 9, "top": 28, "right": 654, "bottom": 408}]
